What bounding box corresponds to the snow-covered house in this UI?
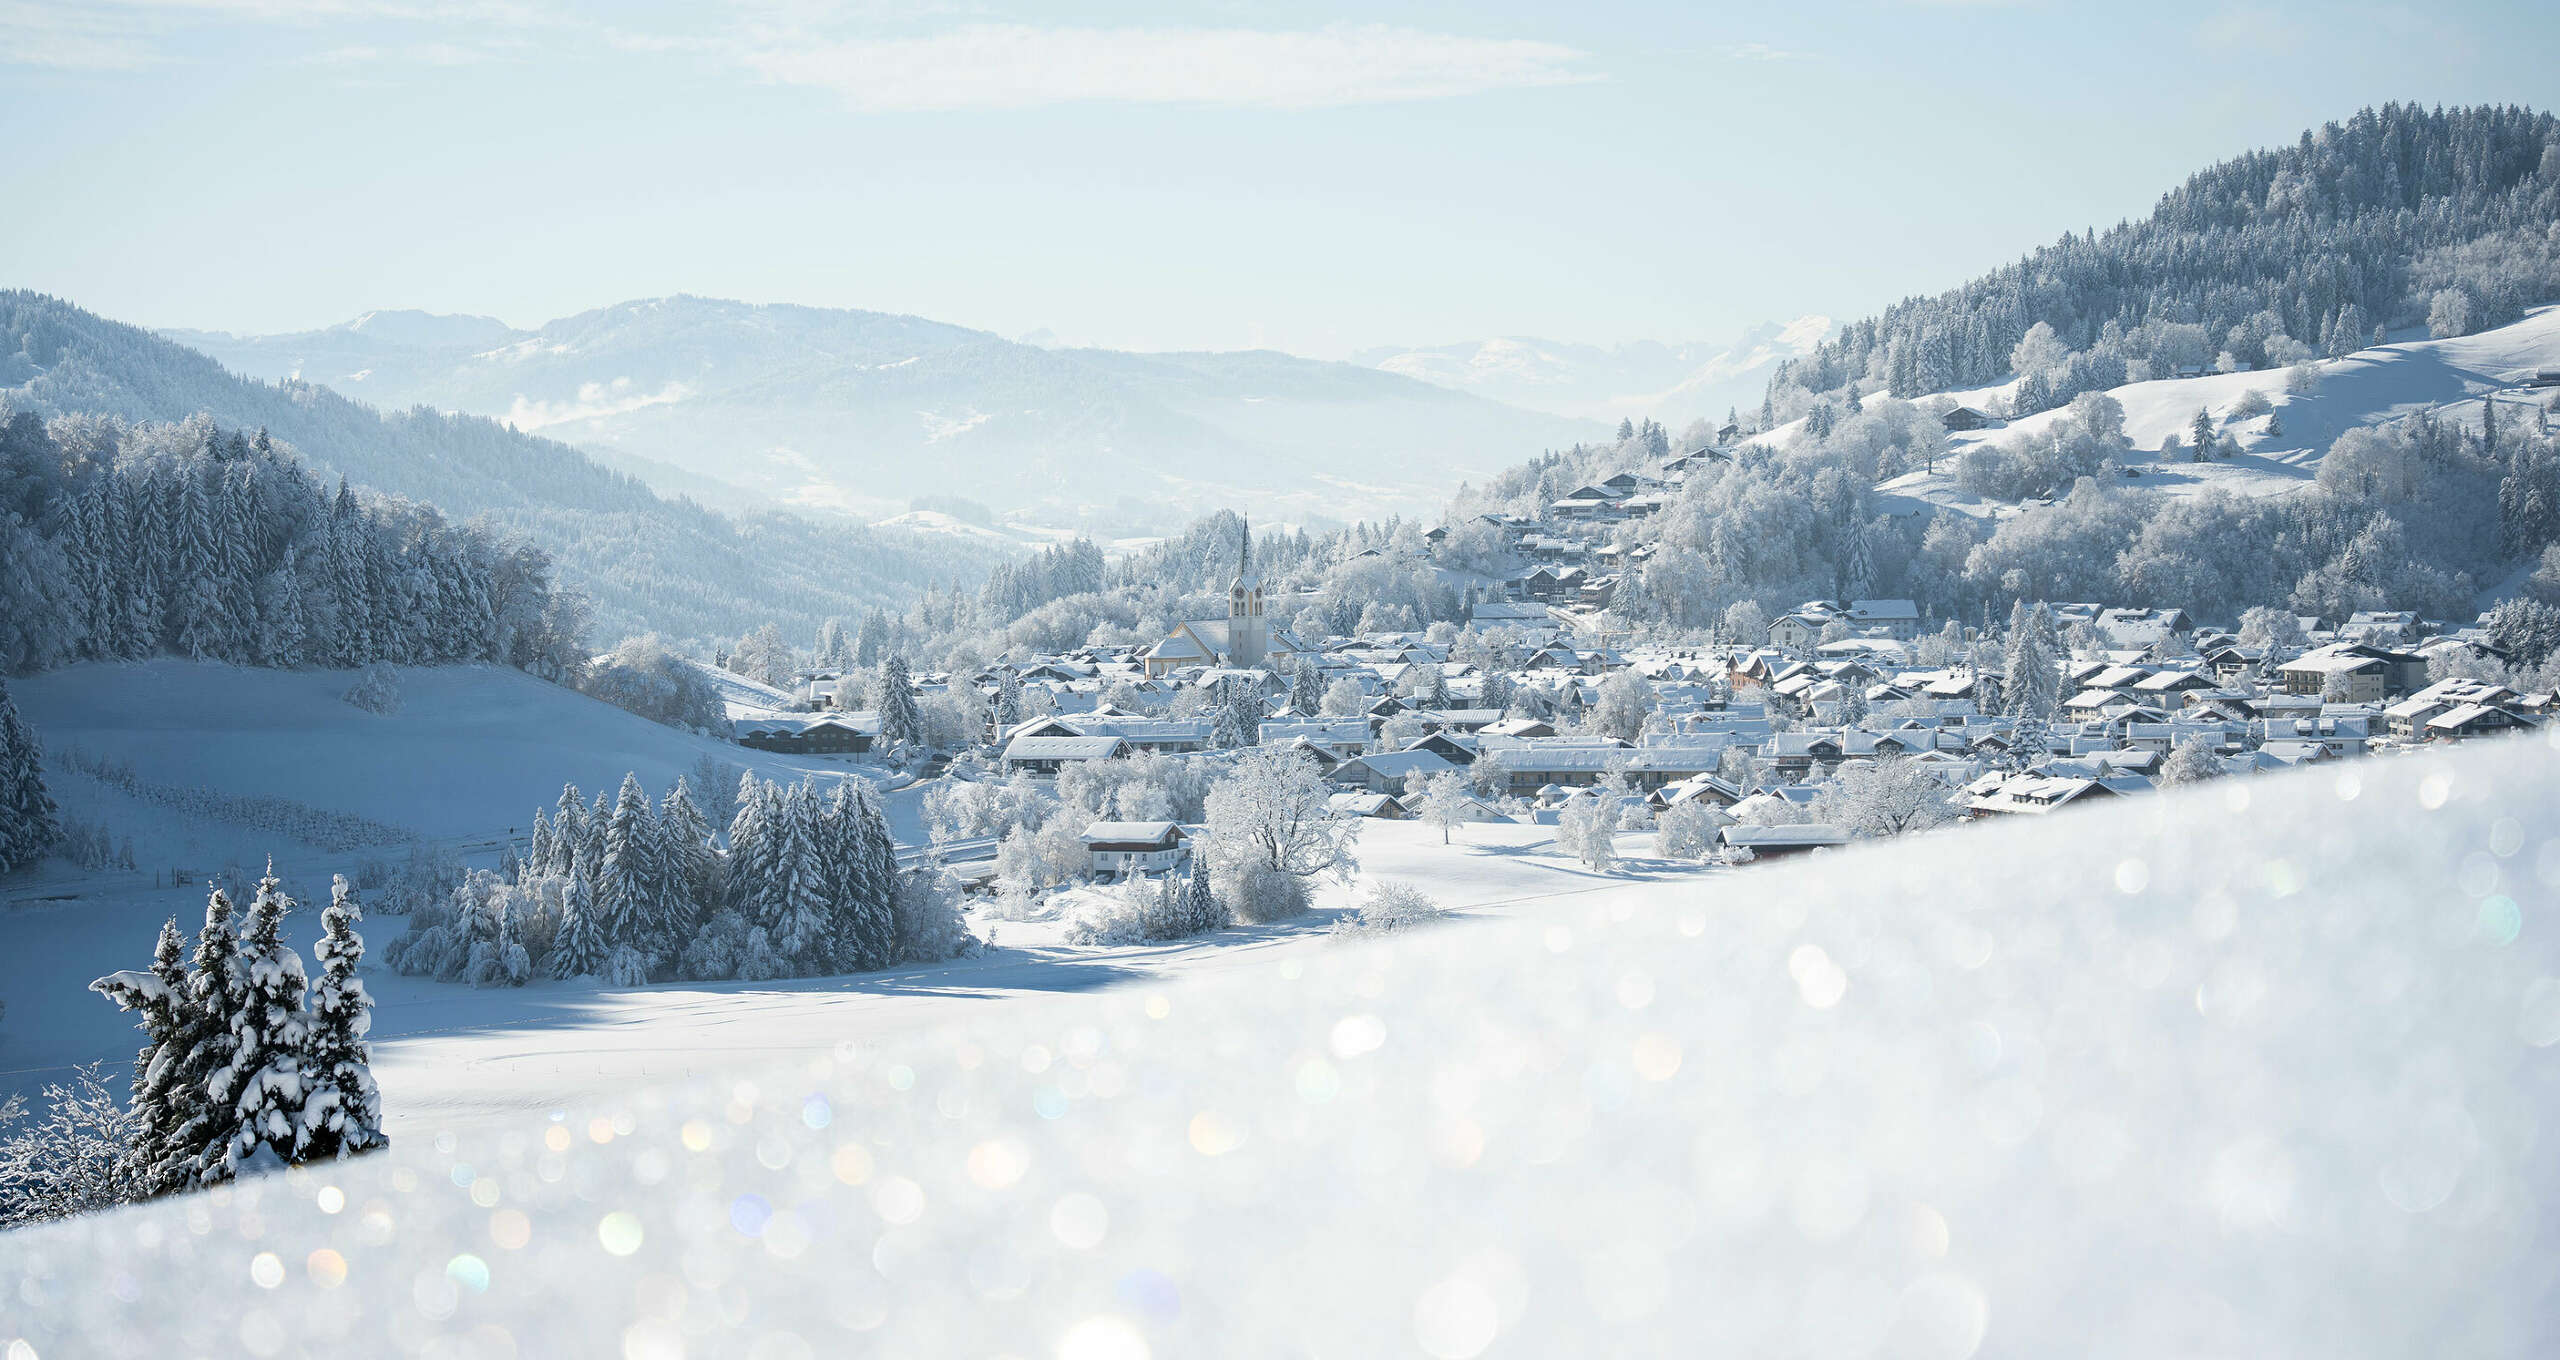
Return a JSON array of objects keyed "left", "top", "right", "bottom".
[
  {"left": 1081, "top": 821, "right": 1190, "bottom": 874},
  {"left": 1002, "top": 734, "right": 1128, "bottom": 775}
]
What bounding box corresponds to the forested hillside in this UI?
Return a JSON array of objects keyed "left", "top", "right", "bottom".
[
  {"left": 1765, "top": 104, "right": 2560, "bottom": 419},
  {"left": 0, "top": 293, "right": 990, "bottom": 644}
]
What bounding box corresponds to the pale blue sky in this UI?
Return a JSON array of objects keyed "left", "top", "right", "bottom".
[{"left": 3, "top": 1, "right": 2551, "bottom": 356}]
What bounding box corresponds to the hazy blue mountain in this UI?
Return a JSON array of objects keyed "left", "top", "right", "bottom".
[
  {"left": 173, "top": 296, "right": 1609, "bottom": 522},
  {"left": 1355, "top": 316, "right": 1833, "bottom": 425}
]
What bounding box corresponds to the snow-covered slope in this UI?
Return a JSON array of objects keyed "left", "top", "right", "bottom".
[
  {"left": 10, "top": 661, "right": 855, "bottom": 845},
  {"left": 1871, "top": 307, "right": 2560, "bottom": 518},
  {"left": 1360, "top": 315, "right": 1833, "bottom": 424},
  {"left": 8, "top": 729, "right": 2553, "bottom": 1355}
]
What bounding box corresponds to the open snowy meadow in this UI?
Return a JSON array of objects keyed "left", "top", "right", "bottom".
[{"left": 4, "top": 726, "right": 2555, "bottom": 1356}]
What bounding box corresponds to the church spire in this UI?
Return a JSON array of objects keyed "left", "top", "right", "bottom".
[{"left": 1233, "top": 515, "right": 1259, "bottom": 589}]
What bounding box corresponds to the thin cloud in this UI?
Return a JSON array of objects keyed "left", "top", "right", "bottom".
[
  {"left": 1, "top": 0, "right": 552, "bottom": 69},
  {"left": 738, "top": 22, "right": 1603, "bottom": 112}
]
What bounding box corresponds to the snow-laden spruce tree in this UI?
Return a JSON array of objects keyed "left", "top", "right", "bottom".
[
  {"left": 593, "top": 773, "right": 665, "bottom": 968},
  {"left": 822, "top": 779, "right": 898, "bottom": 972},
  {"left": 2161, "top": 735, "right": 2226, "bottom": 786},
  {"left": 166, "top": 885, "right": 247, "bottom": 1188},
  {"left": 85, "top": 917, "right": 192, "bottom": 1199},
  {"left": 1289, "top": 659, "right": 1323, "bottom": 717},
  {"left": 0, "top": 677, "right": 62, "bottom": 874},
  {"left": 299, "top": 876, "right": 385, "bottom": 1161},
  {"left": 758, "top": 783, "right": 833, "bottom": 973},
  {"left": 659, "top": 780, "right": 715, "bottom": 908},
  {"left": 1210, "top": 676, "right": 1261, "bottom": 749},
  {"left": 1180, "top": 853, "right": 1228, "bottom": 934},
  {"left": 994, "top": 667, "right": 1026, "bottom": 731},
  {"left": 2002, "top": 602, "right": 2062, "bottom": 769},
  {"left": 218, "top": 865, "right": 311, "bottom": 1175},
  {"left": 1203, "top": 745, "right": 1357, "bottom": 923},
  {"left": 877, "top": 654, "right": 925, "bottom": 750},
  {"left": 547, "top": 783, "right": 588, "bottom": 876},
  {"left": 548, "top": 863, "right": 606, "bottom": 979}
]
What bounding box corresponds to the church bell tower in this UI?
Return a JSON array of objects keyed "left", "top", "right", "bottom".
[{"left": 1228, "top": 516, "right": 1266, "bottom": 667}]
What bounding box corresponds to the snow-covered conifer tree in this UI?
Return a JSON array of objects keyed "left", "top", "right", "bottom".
[
  {"left": 548, "top": 864, "right": 606, "bottom": 979},
  {"left": 547, "top": 783, "right": 585, "bottom": 876},
  {"left": 1211, "top": 676, "right": 1261, "bottom": 749},
  {"left": 85, "top": 917, "right": 192, "bottom": 1198},
  {"left": 165, "top": 884, "right": 247, "bottom": 1187},
  {"left": 760, "top": 783, "right": 833, "bottom": 972},
  {"left": 658, "top": 779, "right": 716, "bottom": 931},
  {"left": 823, "top": 780, "right": 896, "bottom": 973},
  {"left": 1183, "top": 853, "right": 1227, "bottom": 933},
  {"left": 1289, "top": 658, "right": 1322, "bottom": 717},
  {"left": 219, "top": 865, "right": 310, "bottom": 1174},
  {"left": 0, "top": 678, "right": 62, "bottom": 873},
  {"left": 299, "top": 876, "right": 385, "bottom": 1160},
  {"left": 593, "top": 774, "right": 663, "bottom": 965},
  {"left": 877, "top": 654, "right": 925, "bottom": 749}
]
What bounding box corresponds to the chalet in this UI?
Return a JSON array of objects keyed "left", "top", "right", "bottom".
[
  {"left": 1939, "top": 405, "right": 1993, "bottom": 432},
  {"left": 1721, "top": 824, "right": 1851, "bottom": 860},
  {"left": 2423, "top": 703, "right": 2519, "bottom": 742},
  {"left": 1001, "top": 734, "right": 1128, "bottom": 775},
  {"left": 734, "top": 713, "right": 875, "bottom": 755},
  {"left": 1845, "top": 599, "right": 1924, "bottom": 640},
  {"left": 1081, "top": 821, "right": 1190, "bottom": 875},
  {"left": 1327, "top": 792, "right": 1410, "bottom": 820},
  {"left": 1964, "top": 772, "right": 2132, "bottom": 816},
  {"left": 1768, "top": 612, "right": 1825, "bottom": 653},
  {"left": 1329, "top": 749, "right": 1461, "bottom": 794}
]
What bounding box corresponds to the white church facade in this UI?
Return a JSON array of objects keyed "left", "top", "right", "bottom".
[{"left": 1143, "top": 519, "right": 1309, "bottom": 678}]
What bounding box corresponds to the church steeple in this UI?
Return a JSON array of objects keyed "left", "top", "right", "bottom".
[{"left": 1228, "top": 513, "right": 1266, "bottom": 666}]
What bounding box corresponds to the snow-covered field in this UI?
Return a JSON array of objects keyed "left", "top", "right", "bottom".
[
  {"left": 1841, "top": 307, "right": 2560, "bottom": 519},
  {"left": 5, "top": 728, "right": 2555, "bottom": 1355},
  {"left": 10, "top": 661, "right": 881, "bottom": 847}
]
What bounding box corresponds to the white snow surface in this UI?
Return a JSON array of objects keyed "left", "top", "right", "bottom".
[
  {"left": 10, "top": 661, "right": 872, "bottom": 844},
  {"left": 7, "top": 730, "right": 2559, "bottom": 1356}
]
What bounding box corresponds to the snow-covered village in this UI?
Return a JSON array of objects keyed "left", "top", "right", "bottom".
[{"left": 6, "top": 13, "right": 2560, "bottom": 1356}]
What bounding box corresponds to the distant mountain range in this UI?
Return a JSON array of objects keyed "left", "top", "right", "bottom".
[
  {"left": 3, "top": 292, "right": 993, "bottom": 645},
  {"left": 166, "top": 297, "right": 1608, "bottom": 526},
  {"left": 1353, "top": 316, "right": 1833, "bottom": 425}
]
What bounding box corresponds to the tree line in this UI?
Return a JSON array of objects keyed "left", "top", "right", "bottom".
[
  {"left": 386, "top": 772, "right": 973, "bottom": 988},
  {"left": 0, "top": 411, "right": 589, "bottom": 677},
  {"left": 1763, "top": 104, "right": 2560, "bottom": 419}
]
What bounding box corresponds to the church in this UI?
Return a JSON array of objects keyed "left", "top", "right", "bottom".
[{"left": 1143, "top": 519, "right": 1310, "bottom": 678}]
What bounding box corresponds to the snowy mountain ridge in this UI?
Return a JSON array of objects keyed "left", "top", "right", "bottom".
[{"left": 166, "top": 296, "right": 1610, "bottom": 526}]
